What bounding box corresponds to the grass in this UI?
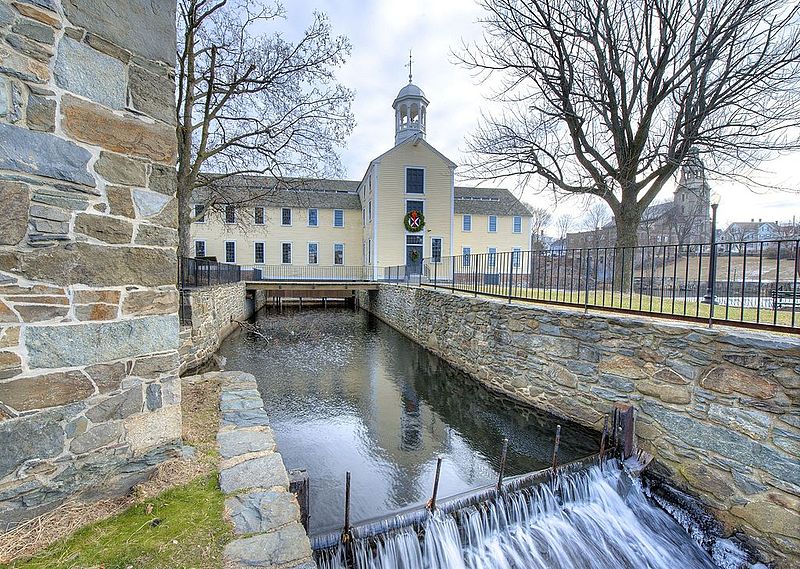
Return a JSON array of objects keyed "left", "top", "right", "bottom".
[
  {"left": 1, "top": 375, "right": 231, "bottom": 569},
  {"left": 6, "top": 475, "right": 230, "bottom": 569}
]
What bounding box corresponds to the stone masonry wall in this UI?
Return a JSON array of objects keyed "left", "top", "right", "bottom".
[
  {"left": 179, "top": 282, "right": 251, "bottom": 374},
  {"left": 0, "top": 0, "right": 180, "bottom": 526},
  {"left": 359, "top": 285, "right": 800, "bottom": 565}
]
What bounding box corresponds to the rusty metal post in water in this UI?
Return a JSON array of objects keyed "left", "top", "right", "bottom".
[
  {"left": 599, "top": 415, "right": 609, "bottom": 470},
  {"left": 342, "top": 471, "right": 351, "bottom": 541},
  {"left": 497, "top": 438, "right": 509, "bottom": 493},
  {"left": 551, "top": 425, "right": 562, "bottom": 472},
  {"left": 427, "top": 457, "right": 443, "bottom": 511}
]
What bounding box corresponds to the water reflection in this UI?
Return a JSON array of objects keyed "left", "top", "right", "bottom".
[{"left": 219, "top": 306, "right": 600, "bottom": 535}]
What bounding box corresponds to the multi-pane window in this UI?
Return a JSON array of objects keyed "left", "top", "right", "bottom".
[
  {"left": 488, "top": 215, "right": 497, "bottom": 232},
  {"left": 281, "top": 242, "right": 292, "bottom": 264},
  {"left": 512, "top": 247, "right": 521, "bottom": 268},
  {"left": 513, "top": 216, "right": 522, "bottom": 233},
  {"left": 254, "top": 242, "right": 265, "bottom": 264},
  {"left": 487, "top": 247, "right": 497, "bottom": 268},
  {"left": 406, "top": 200, "right": 424, "bottom": 214},
  {"left": 281, "top": 207, "right": 292, "bottom": 226},
  {"left": 308, "top": 243, "right": 318, "bottom": 264},
  {"left": 368, "top": 239, "right": 372, "bottom": 263},
  {"left": 463, "top": 215, "right": 472, "bottom": 231},
  {"left": 362, "top": 208, "right": 366, "bottom": 226},
  {"left": 405, "top": 167, "right": 424, "bottom": 194},
  {"left": 194, "top": 240, "right": 206, "bottom": 257},
  {"left": 308, "top": 208, "right": 318, "bottom": 227},
  {"left": 254, "top": 207, "right": 265, "bottom": 225},
  {"left": 333, "top": 209, "right": 344, "bottom": 227},
  {"left": 431, "top": 237, "right": 442, "bottom": 263},
  {"left": 193, "top": 204, "right": 206, "bottom": 223},
  {"left": 334, "top": 243, "right": 344, "bottom": 265},
  {"left": 224, "top": 205, "right": 236, "bottom": 224},
  {"left": 224, "top": 241, "right": 236, "bottom": 263},
  {"left": 368, "top": 201, "right": 372, "bottom": 221},
  {"left": 462, "top": 247, "right": 471, "bottom": 267}
]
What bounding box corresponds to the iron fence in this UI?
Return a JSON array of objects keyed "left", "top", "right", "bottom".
[
  {"left": 179, "top": 256, "right": 242, "bottom": 288},
  {"left": 415, "top": 239, "right": 799, "bottom": 332},
  {"left": 240, "top": 264, "right": 374, "bottom": 281}
]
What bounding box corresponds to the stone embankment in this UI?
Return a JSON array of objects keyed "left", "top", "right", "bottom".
[
  {"left": 358, "top": 285, "right": 800, "bottom": 566},
  {"left": 211, "top": 371, "right": 313, "bottom": 569}
]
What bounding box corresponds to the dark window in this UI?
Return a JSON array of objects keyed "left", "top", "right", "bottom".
[
  {"left": 308, "top": 243, "right": 318, "bottom": 264},
  {"left": 281, "top": 208, "right": 292, "bottom": 226},
  {"left": 282, "top": 242, "right": 292, "bottom": 264},
  {"left": 406, "top": 235, "right": 423, "bottom": 245},
  {"left": 254, "top": 207, "right": 265, "bottom": 225},
  {"left": 334, "top": 243, "right": 344, "bottom": 265},
  {"left": 488, "top": 215, "right": 497, "bottom": 232},
  {"left": 195, "top": 240, "right": 206, "bottom": 257},
  {"left": 431, "top": 238, "right": 442, "bottom": 263},
  {"left": 406, "top": 168, "right": 424, "bottom": 193},
  {"left": 512, "top": 248, "right": 521, "bottom": 268},
  {"left": 513, "top": 216, "right": 522, "bottom": 233},
  {"left": 224, "top": 205, "right": 235, "bottom": 224},
  {"left": 308, "top": 208, "right": 318, "bottom": 227},
  {"left": 406, "top": 200, "right": 424, "bottom": 214},
  {"left": 462, "top": 247, "right": 471, "bottom": 267},
  {"left": 225, "top": 241, "right": 236, "bottom": 263},
  {"left": 194, "top": 204, "right": 206, "bottom": 223},
  {"left": 334, "top": 209, "right": 344, "bottom": 227},
  {"left": 488, "top": 247, "right": 497, "bottom": 268},
  {"left": 463, "top": 215, "right": 471, "bottom": 231},
  {"left": 254, "top": 242, "right": 265, "bottom": 264}
]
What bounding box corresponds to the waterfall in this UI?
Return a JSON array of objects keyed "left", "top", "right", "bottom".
[{"left": 314, "top": 462, "right": 739, "bottom": 569}]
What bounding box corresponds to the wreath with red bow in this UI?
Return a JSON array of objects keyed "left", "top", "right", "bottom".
[{"left": 404, "top": 210, "right": 425, "bottom": 232}]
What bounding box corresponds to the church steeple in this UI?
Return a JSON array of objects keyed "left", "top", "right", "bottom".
[{"left": 393, "top": 51, "right": 429, "bottom": 146}]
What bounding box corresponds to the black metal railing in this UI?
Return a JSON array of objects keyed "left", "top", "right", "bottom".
[
  {"left": 240, "top": 264, "right": 374, "bottom": 281},
  {"left": 179, "top": 256, "right": 242, "bottom": 288},
  {"left": 413, "top": 239, "right": 799, "bottom": 332}
]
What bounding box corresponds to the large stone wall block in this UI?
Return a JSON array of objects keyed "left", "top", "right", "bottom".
[
  {"left": 0, "top": 123, "right": 94, "bottom": 186},
  {"left": 54, "top": 37, "right": 126, "bottom": 109},
  {"left": 149, "top": 163, "right": 177, "bottom": 196},
  {"left": 62, "top": 0, "right": 177, "bottom": 64},
  {"left": 94, "top": 152, "right": 148, "bottom": 186},
  {"left": 61, "top": 95, "right": 177, "bottom": 164},
  {"left": 128, "top": 64, "right": 176, "bottom": 124},
  {"left": 134, "top": 224, "right": 178, "bottom": 247},
  {"left": 123, "top": 404, "right": 181, "bottom": 454},
  {"left": 131, "top": 188, "right": 171, "bottom": 218},
  {"left": 10, "top": 2, "right": 62, "bottom": 28},
  {"left": 0, "top": 407, "right": 67, "bottom": 478},
  {"left": 25, "top": 315, "right": 179, "bottom": 368},
  {"left": 0, "top": 180, "right": 29, "bottom": 245},
  {"left": 122, "top": 289, "right": 178, "bottom": 316}
]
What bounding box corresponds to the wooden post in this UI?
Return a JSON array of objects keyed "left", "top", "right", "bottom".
[
  {"left": 599, "top": 415, "right": 609, "bottom": 464},
  {"left": 614, "top": 404, "right": 635, "bottom": 459},
  {"left": 342, "top": 471, "right": 351, "bottom": 540},
  {"left": 497, "top": 438, "right": 509, "bottom": 492},
  {"left": 288, "top": 469, "right": 310, "bottom": 531},
  {"left": 551, "top": 424, "right": 561, "bottom": 472},
  {"left": 427, "top": 457, "right": 443, "bottom": 511}
]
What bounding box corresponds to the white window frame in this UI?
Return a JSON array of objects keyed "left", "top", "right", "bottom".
[
  {"left": 462, "top": 214, "right": 472, "bottom": 232},
  {"left": 404, "top": 166, "right": 426, "bottom": 195},
  {"left": 513, "top": 216, "right": 522, "bottom": 234},
  {"left": 368, "top": 201, "right": 372, "bottom": 222},
  {"left": 405, "top": 198, "right": 425, "bottom": 216},
  {"left": 281, "top": 207, "right": 292, "bottom": 227},
  {"left": 224, "top": 240, "right": 236, "bottom": 263},
  {"left": 488, "top": 215, "right": 497, "bottom": 233},
  {"left": 254, "top": 206, "right": 265, "bottom": 225},
  {"left": 194, "top": 239, "right": 206, "bottom": 257},
  {"left": 462, "top": 247, "right": 471, "bottom": 267},
  {"left": 253, "top": 241, "right": 265, "bottom": 264},
  {"left": 431, "top": 236, "right": 443, "bottom": 263},
  {"left": 487, "top": 247, "right": 497, "bottom": 268},
  {"left": 308, "top": 208, "right": 318, "bottom": 227},
  {"left": 333, "top": 209, "right": 345, "bottom": 228},
  {"left": 193, "top": 204, "right": 206, "bottom": 223},
  {"left": 307, "top": 242, "right": 319, "bottom": 265},
  {"left": 333, "top": 243, "right": 345, "bottom": 265},
  {"left": 281, "top": 241, "right": 292, "bottom": 264},
  {"left": 512, "top": 247, "right": 521, "bottom": 268},
  {"left": 224, "top": 205, "right": 236, "bottom": 225}
]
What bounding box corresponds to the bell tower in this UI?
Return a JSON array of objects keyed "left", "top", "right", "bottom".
[{"left": 393, "top": 51, "right": 429, "bottom": 145}]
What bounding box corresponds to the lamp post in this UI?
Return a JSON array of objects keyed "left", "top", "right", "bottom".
[{"left": 703, "top": 193, "right": 721, "bottom": 304}]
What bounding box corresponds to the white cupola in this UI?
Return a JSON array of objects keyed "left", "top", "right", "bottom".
[{"left": 392, "top": 52, "right": 429, "bottom": 146}]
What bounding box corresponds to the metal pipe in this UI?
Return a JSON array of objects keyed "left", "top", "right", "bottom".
[
  {"left": 551, "top": 424, "right": 562, "bottom": 472},
  {"left": 599, "top": 415, "right": 609, "bottom": 468},
  {"left": 497, "top": 438, "right": 509, "bottom": 492},
  {"left": 342, "top": 471, "right": 351, "bottom": 541},
  {"left": 427, "top": 457, "right": 443, "bottom": 511}
]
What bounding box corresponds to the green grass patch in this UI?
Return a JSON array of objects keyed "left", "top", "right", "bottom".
[{"left": 8, "top": 474, "right": 231, "bottom": 569}]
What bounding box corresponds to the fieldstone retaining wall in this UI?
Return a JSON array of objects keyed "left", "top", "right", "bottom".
[
  {"left": 0, "top": 0, "right": 180, "bottom": 526},
  {"left": 214, "top": 371, "right": 313, "bottom": 569},
  {"left": 359, "top": 285, "right": 800, "bottom": 566},
  {"left": 179, "top": 284, "right": 268, "bottom": 373}
]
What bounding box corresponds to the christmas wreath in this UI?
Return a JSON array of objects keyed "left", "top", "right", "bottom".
[
  {"left": 404, "top": 210, "right": 425, "bottom": 232},
  {"left": 409, "top": 249, "right": 421, "bottom": 262}
]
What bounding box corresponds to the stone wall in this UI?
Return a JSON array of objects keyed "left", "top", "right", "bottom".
[
  {"left": 179, "top": 284, "right": 267, "bottom": 373},
  {"left": 359, "top": 285, "right": 800, "bottom": 565},
  {"left": 0, "top": 0, "right": 180, "bottom": 526}
]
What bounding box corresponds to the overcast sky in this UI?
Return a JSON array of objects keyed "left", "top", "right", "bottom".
[{"left": 278, "top": 0, "right": 799, "bottom": 233}]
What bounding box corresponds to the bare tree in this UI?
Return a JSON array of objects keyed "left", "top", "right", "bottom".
[
  {"left": 580, "top": 201, "right": 612, "bottom": 247},
  {"left": 176, "top": 0, "right": 355, "bottom": 255},
  {"left": 555, "top": 213, "right": 573, "bottom": 240},
  {"left": 527, "top": 205, "right": 552, "bottom": 250},
  {"left": 458, "top": 0, "right": 800, "bottom": 252}
]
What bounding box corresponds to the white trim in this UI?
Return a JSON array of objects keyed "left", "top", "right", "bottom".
[
  {"left": 193, "top": 203, "right": 206, "bottom": 224},
  {"left": 193, "top": 239, "right": 206, "bottom": 257},
  {"left": 372, "top": 166, "right": 379, "bottom": 277},
  {"left": 254, "top": 206, "right": 266, "bottom": 226},
  {"left": 307, "top": 241, "right": 319, "bottom": 265},
  {"left": 512, "top": 247, "right": 522, "bottom": 268},
  {"left": 487, "top": 246, "right": 497, "bottom": 268},
  {"left": 462, "top": 214, "right": 472, "bottom": 232},
  {"left": 253, "top": 240, "right": 266, "bottom": 264},
  {"left": 430, "top": 236, "right": 443, "bottom": 263},
  {"left": 307, "top": 208, "right": 319, "bottom": 227},
  {"left": 449, "top": 166, "right": 455, "bottom": 258},
  {"left": 333, "top": 242, "right": 345, "bottom": 265},
  {"left": 462, "top": 246, "right": 472, "bottom": 267},
  {"left": 512, "top": 215, "right": 522, "bottom": 233},
  {"left": 281, "top": 207, "right": 292, "bottom": 227},
  {"left": 488, "top": 215, "right": 498, "bottom": 233},
  {"left": 404, "top": 165, "right": 426, "bottom": 195},
  {"left": 332, "top": 208, "right": 345, "bottom": 228},
  {"left": 405, "top": 197, "right": 426, "bottom": 214},
  {"left": 224, "top": 239, "right": 237, "bottom": 263},
  {"left": 280, "top": 241, "right": 292, "bottom": 264}
]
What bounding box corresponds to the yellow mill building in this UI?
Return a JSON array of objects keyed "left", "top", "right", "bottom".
[{"left": 190, "top": 77, "right": 532, "bottom": 274}]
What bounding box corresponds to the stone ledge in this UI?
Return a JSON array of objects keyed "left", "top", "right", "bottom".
[{"left": 210, "top": 370, "right": 313, "bottom": 568}]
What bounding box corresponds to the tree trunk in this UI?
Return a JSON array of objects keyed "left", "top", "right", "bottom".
[
  {"left": 613, "top": 208, "right": 641, "bottom": 291},
  {"left": 177, "top": 170, "right": 194, "bottom": 259}
]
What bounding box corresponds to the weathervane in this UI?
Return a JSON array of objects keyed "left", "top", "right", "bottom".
[{"left": 406, "top": 49, "right": 413, "bottom": 83}]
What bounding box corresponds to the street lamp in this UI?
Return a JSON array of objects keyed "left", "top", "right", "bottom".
[{"left": 703, "top": 192, "right": 721, "bottom": 304}]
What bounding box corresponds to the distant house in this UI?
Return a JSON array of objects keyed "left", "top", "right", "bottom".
[{"left": 722, "top": 220, "right": 782, "bottom": 243}]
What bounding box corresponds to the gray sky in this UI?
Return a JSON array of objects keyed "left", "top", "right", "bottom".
[{"left": 279, "top": 0, "right": 799, "bottom": 232}]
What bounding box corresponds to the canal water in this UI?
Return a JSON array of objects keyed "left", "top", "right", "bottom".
[{"left": 218, "top": 306, "right": 601, "bottom": 535}]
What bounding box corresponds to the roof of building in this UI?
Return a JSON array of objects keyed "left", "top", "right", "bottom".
[
  {"left": 454, "top": 187, "right": 532, "bottom": 217},
  {"left": 195, "top": 175, "right": 362, "bottom": 210},
  {"left": 394, "top": 82, "right": 428, "bottom": 106}
]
